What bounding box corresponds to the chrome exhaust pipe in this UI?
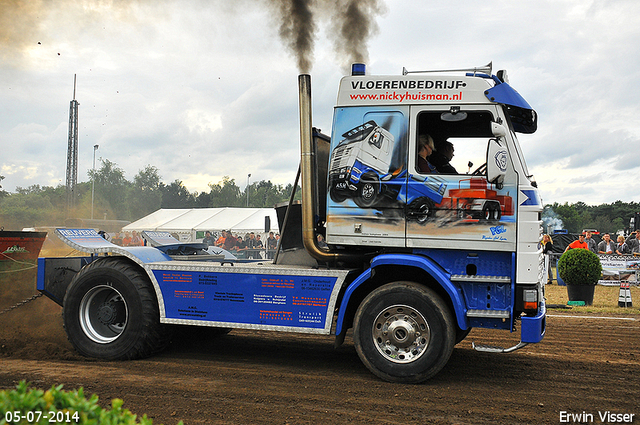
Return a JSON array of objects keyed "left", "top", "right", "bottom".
[{"left": 298, "top": 74, "right": 358, "bottom": 263}]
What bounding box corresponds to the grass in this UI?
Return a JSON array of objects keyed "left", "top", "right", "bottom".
[
  {"left": 1, "top": 380, "right": 182, "bottom": 425},
  {"left": 545, "top": 279, "right": 639, "bottom": 315}
]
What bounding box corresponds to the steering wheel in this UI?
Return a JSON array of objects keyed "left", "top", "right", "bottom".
[{"left": 471, "top": 163, "right": 487, "bottom": 176}]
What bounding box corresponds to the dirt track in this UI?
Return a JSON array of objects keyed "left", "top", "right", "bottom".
[{"left": 1, "top": 268, "right": 639, "bottom": 424}]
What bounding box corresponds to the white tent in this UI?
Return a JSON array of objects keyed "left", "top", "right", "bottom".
[{"left": 122, "top": 208, "right": 279, "bottom": 242}]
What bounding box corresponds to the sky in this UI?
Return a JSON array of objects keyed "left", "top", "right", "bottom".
[{"left": 2, "top": 0, "right": 639, "bottom": 207}]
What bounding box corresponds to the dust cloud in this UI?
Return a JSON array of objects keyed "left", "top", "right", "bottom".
[{"left": 0, "top": 263, "right": 77, "bottom": 360}]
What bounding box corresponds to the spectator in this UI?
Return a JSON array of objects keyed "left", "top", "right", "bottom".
[
  {"left": 584, "top": 231, "right": 597, "bottom": 253},
  {"left": 626, "top": 231, "right": 639, "bottom": 254},
  {"left": 215, "top": 230, "right": 227, "bottom": 247},
  {"left": 541, "top": 234, "right": 553, "bottom": 284},
  {"left": 112, "top": 232, "right": 123, "bottom": 246},
  {"left": 246, "top": 232, "right": 258, "bottom": 259},
  {"left": 255, "top": 235, "right": 264, "bottom": 258},
  {"left": 130, "top": 231, "right": 143, "bottom": 246},
  {"left": 597, "top": 233, "right": 616, "bottom": 254},
  {"left": 266, "top": 231, "right": 277, "bottom": 259},
  {"left": 234, "top": 235, "right": 246, "bottom": 257},
  {"left": 223, "top": 231, "right": 237, "bottom": 252},
  {"left": 202, "top": 231, "right": 216, "bottom": 246},
  {"left": 616, "top": 235, "right": 630, "bottom": 255},
  {"left": 564, "top": 234, "right": 588, "bottom": 252}
]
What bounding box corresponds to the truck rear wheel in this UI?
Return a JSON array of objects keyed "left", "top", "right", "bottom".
[
  {"left": 62, "top": 257, "right": 170, "bottom": 360},
  {"left": 482, "top": 202, "right": 501, "bottom": 221},
  {"left": 408, "top": 197, "right": 435, "bottom": 224},
  {"left": 353, "top": 282, "right": 455, "bottom": 383},
  {"left": 492, "top": 204, "right": 502, "bottom": 220},
  {"left": 482, "top": 204, "right": 492, "bottom": 221}
]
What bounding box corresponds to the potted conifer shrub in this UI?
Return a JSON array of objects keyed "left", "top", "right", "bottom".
[{"left": 557, "top": 248, "right": 602, "bottom": 305}]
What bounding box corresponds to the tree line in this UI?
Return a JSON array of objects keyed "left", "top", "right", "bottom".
[
  {"left": 1, "top": 161, "right": 638, "bottom": 234},
  {"left": 0, "top": 159, "right": 300, "bottom": 230},
  {"left": 544, "top": 201, "right": 640, "bottom": 235}
]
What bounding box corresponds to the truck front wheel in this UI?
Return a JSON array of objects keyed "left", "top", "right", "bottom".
[
  {"left": 62, "top": 257, "right": 170, "bottom": 360},
  {"left": 353, "top": 282, "right": 455, "bottom": 383},
  {"left": 354, "top": 173, "right": 380, "bottom": 208}
]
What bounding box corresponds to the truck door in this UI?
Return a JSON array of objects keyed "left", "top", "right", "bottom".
[
  {"left": 325, "top": 106, "right": 409, "bottom": 247},
  {"left": 404, "top": 106, "right": 518, "bottom": 251}
]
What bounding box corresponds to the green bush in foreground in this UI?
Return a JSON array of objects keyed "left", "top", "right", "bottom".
[
  {"left": 557, "top": 248, "right": 602, "bottom": 286},
  {"left": 0, "top": 381, "right": 182, "bottom": 425}
]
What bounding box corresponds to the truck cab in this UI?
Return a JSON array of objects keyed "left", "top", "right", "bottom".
[{"left": 320, "top": 63, "right": 544, "bottom": 346}]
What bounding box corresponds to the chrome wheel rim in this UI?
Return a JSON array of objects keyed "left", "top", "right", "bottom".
[
  {"left": 372, "top": 304, "right": 430, "bottom": 363},
  {"left": 79, "top": 285, "right": 128, "bottom": 344}
]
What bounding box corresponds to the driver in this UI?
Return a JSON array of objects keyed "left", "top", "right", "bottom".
[{"left": 429, "top": 140, "right": 457, "bottom": 174}]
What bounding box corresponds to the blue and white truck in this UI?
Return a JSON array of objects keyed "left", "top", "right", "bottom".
[{"left": 37, "top": 62, "right": 545, "bottom": 383}]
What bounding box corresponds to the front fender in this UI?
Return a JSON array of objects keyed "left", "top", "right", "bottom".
[{"left": 335, "top": 254, "right": 467, "bottom": 334}]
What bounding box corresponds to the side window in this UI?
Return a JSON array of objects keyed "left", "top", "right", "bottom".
[{"left": 416, "top": 110, "right": 494, "bottom": 175}]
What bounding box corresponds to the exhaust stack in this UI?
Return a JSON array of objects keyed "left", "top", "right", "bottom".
[{"left": 298, "top": 74, "right": 358, "bottom": 264}]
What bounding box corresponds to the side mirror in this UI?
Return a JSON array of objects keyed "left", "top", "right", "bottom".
[
  {"left": 486, "top": 138, "right": 508, "bottom": 189},
  {"left": 491, "top": 122, "right": 507, "bottom": 138}
]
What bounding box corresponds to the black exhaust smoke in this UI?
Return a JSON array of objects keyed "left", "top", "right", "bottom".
[{"left": 269, "top": 0, "right": 386, "bottom": 73}]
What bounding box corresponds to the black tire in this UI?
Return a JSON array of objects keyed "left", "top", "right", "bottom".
[
  {"left": 62, "top": 256, "right": 170, "bottom": 360},
  {"left": 485, "top": 202, "right": 501, "bottom": 221},
  {"left": 354, "top": 173, "right": 380, "bottom": 208},
  {"left": 493, "top": 204, "right": 502, "bottom": 221},
  {"left": 353, "top": 282, "right": 455, "bottom": 383},
  {"left": 482, "top": 204, "right": 492, "bottom": 221},
  {"left": 408, "top": 197, "right": 435, "bottom": 224}
]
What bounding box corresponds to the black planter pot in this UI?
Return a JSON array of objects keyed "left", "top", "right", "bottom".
[{"left": 566, "top": 284, "right": 595, "bottom": 305}]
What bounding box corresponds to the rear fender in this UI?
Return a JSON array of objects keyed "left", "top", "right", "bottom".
[{"left": 37, "top": 256, "right": 95, "bottom": 306}]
